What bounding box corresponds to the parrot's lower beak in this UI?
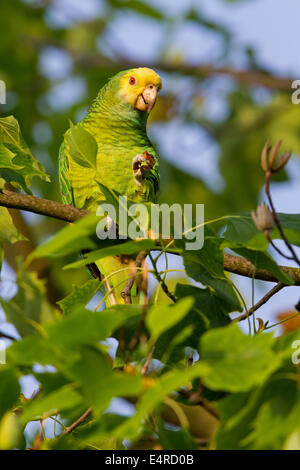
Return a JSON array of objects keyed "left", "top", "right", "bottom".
[{"left": 136, "top": 84, "right": 158, "bottom": 113}]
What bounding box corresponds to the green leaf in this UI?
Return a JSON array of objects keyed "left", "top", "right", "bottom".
[
  {"left": 176, "top": 284, "right": 233, "bottom": 326},
  {"left": 223, "top": 213, "right": 300, "bottom": 249},
  {"left": 7, "top": 304, "right": 143, "bottom": 367},
  {"left": 0, "top": 116, "right": 50, "bottom": 193},
  {"left": 275, "top": 213, "right": 300, "bottom": 247},
  {"left": 154, "top": 284, "right": 232, "bottom": 363},
  {"left": 199, "top": 323, "right": 281, "bottom": 392},
  {"left": 178, "top": 232, "right": 241, "bottom": 313},
  {"left": 20, "top": 385, "right": 82, "bottom": 425},
  {"left": 57, "top": 278, "right": 100, "bottom": 315},
  {"left": 29, "top": 214, "right": 99, "bottom": 259},
  {"left": 0, "top": 207, "right": 26, "bottom": 244},
  {"left": 0, "top": 261, "right": 57, "bottom": 337},
  {"left": 46, "top": 305, "right": 143, "bottom": 350},
  {"left": 158, "top": 425, "right": 198, "bottom": 450},
  {"left": 113, "top": 363, "right": 208, "bottom": 441},
  {"left": 108, "top": 0, "right": 164, "bottom": 20},
  {"left": 64, "top": 122, "right": 97, "bottom": 170},
  {"left": 65, "top": 347, "right": 143, "bottom": 416},
  {"left": 0, "top": 144, "right": 23, "bottom": 171},
  {"left": 0, "top": 368, "right": 20, "bottom": 420},
  {"left": 222, "top": 214, "right": 268, "bottom": 250},
  {"left": 64, "top": 239, "right": 156, "bottom": 270},
  {"left": 0, "top": 411, "right": 23, "bottom": 450},
  {"left": 146, "top": 297, "right": 194, "bottom": 343}
]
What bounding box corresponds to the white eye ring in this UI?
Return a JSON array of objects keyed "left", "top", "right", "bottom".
[{"left": 129, "top": 76, "right": 136, "bottom": 85}]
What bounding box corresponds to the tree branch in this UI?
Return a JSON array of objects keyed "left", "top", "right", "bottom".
[
  {"left": 0, "top": 189, "right": 87, "bottom": 222},
  {"left": 24, "top": 36, "right": 293, "bottom": 91},
  {"left": 60, "top": 407, "right": 92, "bottom": 437},
  {"left": 1, "top": 189, "right": 300, "bottom": 285},
  {"left": 236, "top": 282, "right": 285, "bottom": 322},
  {"left": 121, "top": 250, "right": 147, "bottom": 304}
]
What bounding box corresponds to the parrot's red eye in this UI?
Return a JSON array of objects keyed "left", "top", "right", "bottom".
[{"left": 129, "top": 76, "right": 136, "bottom": 85}]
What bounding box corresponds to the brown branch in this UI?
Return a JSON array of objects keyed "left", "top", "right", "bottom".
[
  {"left": 265, "top": 170, "right": 300, "bottom": 266},
  {"left": 60, "top": 407, "right": 92, "bottom": 437},
  {"left": 23, "top": 36, "right": 293, "bottom": 91},
  {"left": 236, "top": 282, "right": 285, "bottom": 322},
  {"left": 141, "top": 346, "right": 155, "bottom": 375},
  {"left": 149, "top": 252, "right": 177, "bottom": 302},
  {"left": 1, "top": 190, "right": 300, "bottom": 285},
  {"left": 223, "top": 253, "right": 300, "bottom": 285},
  {"left": 0, "top": 331, "right": 17, "bottom": 341},
  {"left": 121, "top": 250, "right": 147, "bottom": 304},
  {"left": 0, "top": 190, "right": 87, "bottom": 222}
]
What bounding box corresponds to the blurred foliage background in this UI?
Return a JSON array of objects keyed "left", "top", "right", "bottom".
[{"left": 0, "top": 0, "right": 299, "bottom": 314}]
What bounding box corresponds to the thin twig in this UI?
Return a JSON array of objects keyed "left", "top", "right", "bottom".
[
  {"left": 142, "top": 346, "right": 155, "bottom": 375},
  {"left": 266, "top": 233, "right": 295, "bottom": 261},
  {"left": 265, "top": 171, "right": 300, "bottom": 266},
  {"left": 121, "top": 250, "right": 147, "bottom": 304},
  {"left": 60, "top": 407, "right": 92, "bottom": 437},
  {"left": 149, "top": 253, "right": 177, "bottom": 303},
  {"left": 0, "top": 331, "right": 17, "bottom": 341},
  {"left": 236, "top": 282, "right": 285, "bottom": 322}
]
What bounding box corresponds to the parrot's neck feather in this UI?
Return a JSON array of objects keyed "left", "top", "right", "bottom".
[{"left": 83, "top": 93, "right": 150, "bottom": 148}]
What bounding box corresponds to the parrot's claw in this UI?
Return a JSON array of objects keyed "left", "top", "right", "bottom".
[{"left": 132, "top": 151, "right": 155, "bottom": 185}]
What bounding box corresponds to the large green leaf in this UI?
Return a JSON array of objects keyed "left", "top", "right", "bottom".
[
  {"left": 0, "top": 116, "right": 50, "bottom": 193},
  {"left": 7, "top": 304, "right": 143, "bottom": 366},
  {"left": 154, "top": 284, "right": 232, "bottom": 363},
  {"left": 46, "top": 305, "right": 143, "bottom": 350},
  {"left": 222, "top": 214, "right": 267, "bottom": 250},
  {"left": 65, "top": 347, "right": 143, "bottom": 416},
  {"left": 20, "top": 385, "right": 83, "bottom": 425},
  {"left": 146, "top": 297, "right": 194, "bottom": 344},
  {"left": 113, "top": 363, "right": 209, "bottom": 441},
  {"left": 223, "top": 213, "right": 300, "bottom": 249},
  {"left": 0, "top": 368, "right": 20, "bottom": 420},
  {"left": 29, "top": 214, "right": 99, "bottom": 259},
  {"left": 57, "top": 278, "right": 100, "bottom": 315},
  {"left": 178, "top": 231, "right": 241, "bottom": 313},
  {"left": 64, "top": 239, "right": 156, "bottom": 270},
  {"left": 199, "top": 323, "right": 281, "bottom": 392},
  {"left": 0, "top": 262, "right": 57, "bottom": 337},
  {"left": 0, "top": 207, "right": 26, "bottom": 244}
]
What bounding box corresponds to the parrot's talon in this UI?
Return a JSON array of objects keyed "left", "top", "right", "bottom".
[{"left": 132, "top": 151, "right": 155, "bottom": 185}]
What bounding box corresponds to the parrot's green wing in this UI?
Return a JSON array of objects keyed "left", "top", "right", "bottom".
[{"left": 58, "top": 140, "right": 74, "bottom": 206}]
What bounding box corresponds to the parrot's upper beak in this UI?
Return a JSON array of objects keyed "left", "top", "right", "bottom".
[{"left": 136, "top": 84, "right": 158, "bottom": 113}]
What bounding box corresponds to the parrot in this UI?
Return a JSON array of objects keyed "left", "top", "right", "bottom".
[{"left": 58, "top": 67, "right": 162, "bottom": 305}]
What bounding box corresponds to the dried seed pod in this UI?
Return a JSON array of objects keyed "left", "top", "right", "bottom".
[{"left": 251, "top": 202, "right": 274, "bottom": 233}]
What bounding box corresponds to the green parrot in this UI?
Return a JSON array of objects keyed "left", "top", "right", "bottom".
[{"left": 58, "top": 67, "right": 162, "bottom": 305}]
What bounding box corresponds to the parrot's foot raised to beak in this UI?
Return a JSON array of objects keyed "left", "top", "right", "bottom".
[{"left": 132, "top": 151, "right": 155, "bottom": 185}]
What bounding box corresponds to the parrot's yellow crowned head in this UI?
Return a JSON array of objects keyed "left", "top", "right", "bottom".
[{"left": 119, "top": 67, "right": 162, "bottom": 114}]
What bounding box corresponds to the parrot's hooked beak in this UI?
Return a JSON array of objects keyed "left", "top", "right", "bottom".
[{"left": 136, "top": 84, "right": 158, "bottom": 113}]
